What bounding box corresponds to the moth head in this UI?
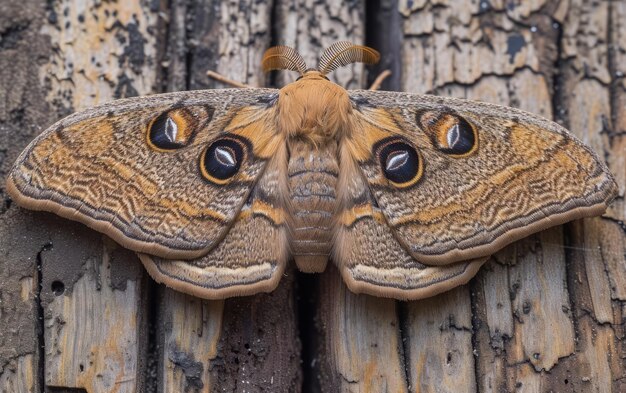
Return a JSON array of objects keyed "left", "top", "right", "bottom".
[{"left": 261, "top": 41, "right": 380, "bottom": 77}]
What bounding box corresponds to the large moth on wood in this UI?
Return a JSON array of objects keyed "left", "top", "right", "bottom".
[{"left": 7, "top": 42, "right": 618, "bottom": 300}]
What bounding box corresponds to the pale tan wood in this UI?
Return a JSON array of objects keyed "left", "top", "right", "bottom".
[
  {"left": 558, "top": 2, "right": 626, "bottom": 390},
  {"left": 160, "top": 290, "right": 223, "bottom": 392},
  {"left": 405, "top": 287, "right": 476, "bottom": 392},
  {"left": 44, "top": 239, "right": 145, "bottom": 392},
  {"left": 40, "top": 0, "right": 160, "bottom": 109},
  {"left": 401, "top": 4, "right": 540, "bottom": 94},
  {"left": 215, "top": 0, "right": 272, "bottom": 87},
  {"left": 0, "top": 355, "right": 36, "bottom": 393},
  {"left": 274, "top": 0, "right": 366, "bottom": 88},
  {"left": 318, "top": 267, "right": 407, "bottom": 392},
  {"left": 605, "top": 0, "right": 626, "bottom": 305},
  {"left": 506, "top": 229, "right": 575, "bottom": 371}
]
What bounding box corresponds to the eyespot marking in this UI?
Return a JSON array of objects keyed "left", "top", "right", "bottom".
[
  {"left": 147, "top": 106, "right": 214, "bottom": 151},
  {"left": 200, "top": 137, "right": 248, "bottom": 184},
  {"left": 418, "top": 111, "right": 478, "bottom": 157},
  {"left": 376, "top": 138, "right": 422, "bottom": 188}
]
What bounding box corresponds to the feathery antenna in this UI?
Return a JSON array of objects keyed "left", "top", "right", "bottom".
[
  {"left": 261, "top": 42, "right": 380, "bottom": 77},
  {"left": 317, "top": 41, "right": 380, "bottom": 75},
  {"left": 261, "top": 46, "right": 308, "bottom": 75}
]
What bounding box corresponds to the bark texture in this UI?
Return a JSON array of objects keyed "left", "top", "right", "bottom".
[{"left": 0, "top": 0, "right": 623, "bottom": 392}]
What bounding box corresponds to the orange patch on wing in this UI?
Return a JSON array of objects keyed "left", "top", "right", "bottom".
[
  {"left": 226, "top": 107, "right": 281, "bottom": 159},
  {"left": 239, "top": 200, "right": 286, "bottom": 225},
  {"left": 339, "top": 203, "right": 385, "bottom": 226},
  {"left": 159, "top": 198, "right": 227, "bottom": 222},
  {"left": 346, "top": 108, "right": 406, "bottom": 162},
  {"left": 509, "top": 124, "right": 562, "bottom": 156}
]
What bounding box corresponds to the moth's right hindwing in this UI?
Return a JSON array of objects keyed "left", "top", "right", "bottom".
[{"left": 334, "top": 143, "right": 486, "bottom": 300}]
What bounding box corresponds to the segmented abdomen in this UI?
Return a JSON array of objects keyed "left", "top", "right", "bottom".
[{"left": 287, "top": 140, "right": 339, "bottom": 272}]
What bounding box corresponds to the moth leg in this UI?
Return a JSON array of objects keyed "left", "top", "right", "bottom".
[
  {"left": 368, "top": 69, "right": 391, "bottom": 91},
  {"left": 206, "top": 70, "right": 253, "bottom": 89}
]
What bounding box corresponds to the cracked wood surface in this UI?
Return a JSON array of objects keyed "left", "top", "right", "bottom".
[{"left": 0, "top": 0, "right": 624, "bottom": 392}]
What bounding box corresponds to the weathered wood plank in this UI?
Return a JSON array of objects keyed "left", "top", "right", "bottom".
[
  {"left": 404, "top": 287, "right": 475, "bottom": 392},
  {"left": 317, "top": 266, "right": 407, "bottom": 392},
  {"left": 42, "top": 233, "right": 147, "bottom": 392},
  {"left": 275, "top": 0, "right": 366, "bottom": 88},
  {"left": 19, "top": 0, "right": 161, "bottom": 391},
  {"left": 0, "top": 209, "right": 49, "bottom": 393},
  {"left": 1, "top": 1, "right": 66, "bottom": 391},
  {"left": 558, "top": 0, "right": 626, "bottom": 391},
  {"left": 158, "top": 291, "right": 223, "bottom": 392},
  {"left": 157, "top": 1, "right": 302, "bottom": 391}
]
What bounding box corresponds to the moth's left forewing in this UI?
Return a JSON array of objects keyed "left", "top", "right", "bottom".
[
  {"left": 8, "top": 89, "right": 281, "bottom": 260},
  {"left": 345, "top": 90, "right": 618, "bottom": 267}
]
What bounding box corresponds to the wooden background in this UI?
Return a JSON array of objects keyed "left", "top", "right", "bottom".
[{"left": 0, "top": 0, "right": 624, "bottom": 392}]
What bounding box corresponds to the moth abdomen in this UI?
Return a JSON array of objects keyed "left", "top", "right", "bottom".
[{"left": 287, "top": 140, "right": 339, "bottom": 273}]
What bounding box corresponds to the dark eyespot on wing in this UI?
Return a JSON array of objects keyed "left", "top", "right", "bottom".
[
  {"left": 149, "top": 113, "right": 180, "bottom": 149},
  {"left": 418, "top": 111, "right": 478, "bottom": 157},
  {"left": 375, "top": 138, "right": 422, "bottom": 188},
  {"left": 147, "top": 105, "right": 215, "bottom": 151},
  {"left": 200, "top": 136, "right": 249, "bottom": 184},
  {"left": 443, "top": 117, "right": 475, "bottom": 154}
]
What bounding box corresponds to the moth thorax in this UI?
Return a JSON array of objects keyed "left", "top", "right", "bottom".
[{"left": 276, "top": 76, "right": 352, "bottom": 142}]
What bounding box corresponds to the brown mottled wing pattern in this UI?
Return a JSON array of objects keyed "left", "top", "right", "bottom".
[
  {"left": 7, "top": 88, "right": 280, "bottom": 260},
  {"left": 335, "top": 143, "right": 487, "bottom": 300},
  {"left": 344, "top": 90, "right": 618, "bottom": 269},
  {"left": 140, "top": 144, "right": 290, "bottom": 299}
]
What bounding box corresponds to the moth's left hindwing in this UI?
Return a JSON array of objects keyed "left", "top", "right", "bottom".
[
  {"left": 140, "top": 143, "right": 291, "bottom": 299},
  {"left": 339, "top": 90, "right": 617, "bottom": 296},
  {"left": 8, "top": 88, "right": 289, "bottom": 297}
]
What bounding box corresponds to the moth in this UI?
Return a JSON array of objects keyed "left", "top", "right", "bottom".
[{"left": 7, "top": 42, "right": 618, "bottom": 300}]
